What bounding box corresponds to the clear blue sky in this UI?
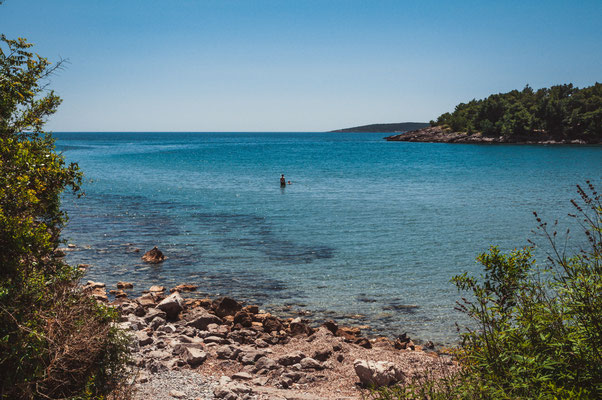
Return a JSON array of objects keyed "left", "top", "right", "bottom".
[{"left": 1, "top": 0, "right": 601, "bottom": 131}]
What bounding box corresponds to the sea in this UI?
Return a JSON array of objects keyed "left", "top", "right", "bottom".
[{"left": 55, "top": 132, "right": 602, "bottom": 344}]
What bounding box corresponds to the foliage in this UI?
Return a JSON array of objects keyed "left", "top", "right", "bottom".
[
  {"left": 371, "top": 182, "right": 602, "bottom": 399},
  {"left": 431, "top": 83, "right": 602, "bottom": 142},
  {"left": 0, "top": 34, "right": 131, "bottom": 399}
]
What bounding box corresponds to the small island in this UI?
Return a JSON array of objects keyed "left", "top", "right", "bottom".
[
  {"left": 331, "top": 122, "right": 429, "bottom": 133},
  {"left": 386, "top": 83, "right": 602, "bottom": 144}
]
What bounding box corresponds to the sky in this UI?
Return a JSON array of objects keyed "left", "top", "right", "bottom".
[{"left": 1, "top": 0, "right": 601, "bottom": 132}]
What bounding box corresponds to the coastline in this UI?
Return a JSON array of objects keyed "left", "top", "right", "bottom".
[
  {"left": 385, "top": 126, "right": 600, "bottom": 144},
  {"left": 85, "top": 280, "right": 455, "bottom": 399}
]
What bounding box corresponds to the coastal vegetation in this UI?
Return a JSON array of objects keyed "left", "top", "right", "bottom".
[
  {"left": 432, "top": 83, "right": 602, "bottom": 142},
  {"left": 371, "top": 182, "right": 602, "bottom": 399},
  {"left": 0, "top": 35, "right": 130, "bottom": 399}
]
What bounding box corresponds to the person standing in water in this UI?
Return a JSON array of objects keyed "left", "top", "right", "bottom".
[{"left": 280, "top": 174, "right": 286, "bottom": 187}]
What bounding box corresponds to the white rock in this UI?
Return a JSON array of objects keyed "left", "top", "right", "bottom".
[{"left": 353, "top": 359, "right": 405, "bottom": 387}]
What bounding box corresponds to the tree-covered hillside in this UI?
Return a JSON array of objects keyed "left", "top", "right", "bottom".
[{"left": 432, "top": 83, "right": 602, "bottom": 142}]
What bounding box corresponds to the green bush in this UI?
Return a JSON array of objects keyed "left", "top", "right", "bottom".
[
  {"left": 371, "top": 182, "right": 602, "bottom": 399},
  {"left": 0, "top": 35, "right": 131, "bottom": 399}
]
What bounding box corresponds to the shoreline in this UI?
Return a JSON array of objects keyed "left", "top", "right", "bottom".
[
  {"left": 385, "top": 126, "right": 601, "bottom": 144},
  {"left": 84, "top": 280, "right": 456, "bottom": 399}
]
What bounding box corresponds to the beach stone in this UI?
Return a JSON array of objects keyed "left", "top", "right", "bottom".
[
  {"left": 262, "top": 316, "right": 283, "bottom": 333},
  {"left": 355, "top": 337, "right": 372, "bottom": 349},
  {"left": 135, "top": 331, "right": 153, "bottom": 346},
  {"left": 242, "top": 305, "right": 259, "bottom": 314},
  {"left": 169, "top": 389, "right": 186, "bottom": 398},
  {"left": 289, "top": 320, "right": 314, "bottom": 336},
  {"left": 217, "top": 345, "right": 242, "bottom": 360},
  {"left": 137, "top": 293, "right": 157, "bottom": 307},
  {"left": 300, "top": 357, "right": 323, "bottom": 370},
  {"left": 233, "top": 311, "right": 253, "bottom": 328},
  {"left": 186, "top": 311, "right": 223, "bottom": 330},
  {"left": 204, "top": 335, "right": 230, "bottom": 345},
  {"left": 143, "top": 308, "right": 167, "bottom": 323},
  {"left": 313, "top": 349, "right": 332, "bottom": 361},
  {"left": 213, "top": 387, "right": 236, "bottom": 400},
  {"left": 213, "top": 297, "right": 242, "bottom": 318},
  {"left": 149, "top": 285, "right": 166, "bottom": 293},
  {"left": 353, "top": 359, "right": 405, "bottom": 387},
  {"left": 239, "top": 349, "right": 266, "bottom": 365},
  {"left": 253, "top": 356, "right": 277, "bottom": 371},
  {"left": 183, "top": 347, "right": 207, "bottom": 366},
  {"left": 156, "top": 292, "right": 184, "bottom": 320},
  {"left": 170, "top": 284, "right": 197, "bottom": 293},
  {"left": 142, "top": 246, "right": 165, "bottom": 263},
  {"left": 149, "top": 316, "right": 166, "bottom": 330},
  {"left": 232, "top": 371, "right": 253, "bottom": 381},
  {"left": 116, "top": 281, "right": 133, "bottom": 289},
  {"left": 277, "top": 351, "right": 306, "bottom": 366}
]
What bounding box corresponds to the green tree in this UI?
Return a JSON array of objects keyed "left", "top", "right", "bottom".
[{"left": 0, "top": 35, "right": 130, "bottom": 399}]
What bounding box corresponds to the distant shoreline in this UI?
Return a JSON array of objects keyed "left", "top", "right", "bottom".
[
  {"left": 385, "top": 126, "right": 602, "bottom": 144},
  {"left": 330, "top": 122, "right": 429, "bottom": 133}
]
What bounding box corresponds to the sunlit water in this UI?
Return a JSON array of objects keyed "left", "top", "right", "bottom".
[{"left": 56, "top": 132, "right": 601, "bottom": 344}]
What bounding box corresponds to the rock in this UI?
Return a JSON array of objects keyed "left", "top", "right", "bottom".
[
  {"left": 169, "top": 390, "right": 186, "bottom": 398},
  {"left": 77, "top": 263, "right": 90, "bottom": 269},
  {"left": 239, "top": 349, "right": 266, "bottom": 365},
  {"left": 336, "top": 326, "right": 361, "bottom": 339},
  {"left": 289, "top": 320, "right": 314, "bottom": 336},
  {"left": 142, "top": 246, "right": 165, "bottom": 263},
  {"left": 277, "top": 351, "right": 306, "bottom": 366},
  {"left": 186, "top": 311, "right": 223, "bottom": 330},
  {"left": 394, "top": 333, "right": 415, "bottom": 350},
  {"left": 217, "top": 345, "right": 242, "bottom": 360},
  {"left": 233, "top": 311, "right": 253, "bottom": 328},
  {"left": 355, "top": 337, "right": 372, "bottom": 349},
  {"left": 149, "top": 285, "right": 166, "bottom": 293},
  {"left": 353, "top": 359, "right": 405, "bottom": 387},
  {"left": 337, "top": 354, "right": 344, "bottom": 362},
  {"left": 213, "top": 297, "right": 242, "bottom": 318},
  {"left": 137, "top": 293, "right": 157, "bottom": 307},
  {"left": 149, "top": 316, "right": 166, "bottom": 330},
  {"left": 156, "top": 292, "right": 184, "bottom": 320},
  {"left": 183, "top": 347, "right": 207, "bottom": 366},
  {"left": 322, "top": 320, "right": 338, "bottom": 334},
  {"left": 82, "top": 282, "right": 108, "bottom": 302},
  {"left": 313, "top": 349, "right": 332, "bottom": 361},
  {"left": 262, "top": 316, "right": 283, "bottom": 333},
  {"left": 300, "top": 357, "right": 323, "bottom": 370},
  {"left": 253, "top": 356, "right": 277, "bottom": 371},
  {"left": 117, "top": 281, "right": 133, "bottom": 289},
  {"left": 204, "top": 336, "right": 230, "bottom": 345},
  {"left": 67, "top": 243, "right": 76, "bottom": 248},
  {"left": 242, "top": 305, "right": 259, "bottom": 314},
  {"left": 135, "top": 331, "right": 153, "bottom": 346},
  {"left": 143, "top": 308, "right": 167, "bottom": 323},
  {"left": 170, "top": 284, "right": 197, "bottom": 292},
  {"left": 232, "top": 371, "right": 253, "bottom": 381},
  {"left": 109, "top": 289, "right": 128, "bottom": 298}
]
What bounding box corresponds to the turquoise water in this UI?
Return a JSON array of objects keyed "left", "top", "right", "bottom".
[{"left": 56, "top": 132, "right": 601, "bottom": 344}]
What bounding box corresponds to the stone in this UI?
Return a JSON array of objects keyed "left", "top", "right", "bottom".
[
  {"left": 137, "top": 293, "right": 157, "bottom": 307},
  {"left": 233, "top": 311, "right": 253, "bottom": 328},
  {"left": 289, "top": 320, "right": 314, "bottom": 336},
  {"left": 142, "top": 246, "right": 165, "bottom": 263},
  {"left": 149, "top": 285, "right": 166, "bottom": 293},
  {"left": 242, "top": 305, "right": 259, "bottom": 314},
  {"left": 213, "top": 387, "right": 236, "bottom": 400},
  {"left": 300, "top": 357, "right": 323, "bottom": 370},
  {"left": 232, "top": 371, "right": 253, "bottom": 381},
  {"left": 353, "top": 359, "right": 405, "bottom": 387},
  {"left": 216, "top": 345, "right": 242, "bottom": 360},
  {"left": 253, "top": 356, "right": 277, "bottom": 371},
  {"left": 135, "top": 331, "right": 153, "bottom": 346},
  {"left": 170, "top": 283, "right": 197, "bottom": 292},
  {"left": 183, "top": 347, "right": 207, "bottom": 366},
  {"left": 116, "top": 281, "right": 133, "bottom": 289},
  {"left": 169, "top": 390, "right": 186, "bottom": 398},
  {"left": 213, "top": 297, "right": 242, "bottom": 318},
  {"left": 277, "top": 351, "right": 306, "bottom": 366},
  {"left": 156, "top": 292, "right": 184, "bottom": 320},
  {"left": 262, "top": 316, "right": 283, "bottom": 333},
  {"left": 239, "top": 349, "right": 266, "bottom": 365},
  {"left": 322, "top": 320, "right": 338, "bottom": 334},
  {"left": 149, "top": 316, "right": 166, "bottom": 330},
  {"left": 143, "top": 308, "right": 167, "bottom": 323},
  {"left": 355, "top": 337, "right": 372, "bottom": 349},
  {"left": 186, "top": 311, "right": 223, "bottom": 331},
  {"left": 313, "top": 349, "right": 332, "bottom": 361},
  {"left": 204, "top": 336, "right": 230, "bottom": 345},
  {"left": 336, "top": 326, "right": 361, "bottom": 340}
]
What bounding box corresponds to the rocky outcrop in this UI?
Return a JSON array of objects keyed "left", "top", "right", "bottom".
[
  {"left": 385, "top": 126, "right": 590, "bottom": 144},
  {"left": 142, "top": 246, "right": 165, "bottom": 263}
]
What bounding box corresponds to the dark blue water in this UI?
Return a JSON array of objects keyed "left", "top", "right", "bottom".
[{"left": 56, "top": 132, "right": 601, "bottom": 343}]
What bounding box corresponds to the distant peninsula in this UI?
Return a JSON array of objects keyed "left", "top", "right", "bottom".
[
  {"left": 331, "top": 122, "right": 429, "bottom": 133},
  {"left": 386, "top": 83, "right": 602, "bottom": 144}
]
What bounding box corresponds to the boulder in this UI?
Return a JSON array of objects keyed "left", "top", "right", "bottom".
[
  {"left": 186, "top": 311, "right": 223, "bottom": 330},
  {"left": 142, "top": 246, "right": 165, "bottom": 263},
  {"left": 213, "top": 297, "right": 242, "bottom": 318},
  {"left": 353, "top": 359, "right": 405, "bottom": 387},
  {"left": 116, "top": 281, "right": 134, "bottom": 289},
  {"left": 156, "top": 292, "right": 184, "bottom": 320}
]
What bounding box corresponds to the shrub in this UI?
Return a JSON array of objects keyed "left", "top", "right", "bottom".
[
  {"left": 371, "top": 182, "right": 602, "bottom": 399},
  {"left": 0, "top": 34, "right": 131, "bottom": 399}
]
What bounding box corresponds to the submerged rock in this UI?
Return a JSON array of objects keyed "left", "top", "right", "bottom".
[{"left": 142, "top": 246, "right": 165, "bottom": 263}]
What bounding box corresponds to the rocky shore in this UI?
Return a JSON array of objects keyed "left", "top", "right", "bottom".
[
  {"left": 385, "top": 126, "right": 594, "bottom": 144},
  {"left": 82, "top": 280, "right": 456, "bottom": 400}
]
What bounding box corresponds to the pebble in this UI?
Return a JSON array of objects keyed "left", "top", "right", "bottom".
[{"left": 135, "top": 369, "right": 217, "bottom": 400}]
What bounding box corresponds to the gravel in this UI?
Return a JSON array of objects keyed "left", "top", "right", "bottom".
[{"left": 134, "top": 369, "right": 218, "bottom": 400}]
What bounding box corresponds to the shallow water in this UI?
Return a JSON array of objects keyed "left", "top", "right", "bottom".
[{"left": 56, "top": 132, "right": 601, "bottom": 344}]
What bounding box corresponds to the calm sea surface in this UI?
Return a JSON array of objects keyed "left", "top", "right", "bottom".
[{"left": 55, "top": 132, "right": 601, "bottom": 344}]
